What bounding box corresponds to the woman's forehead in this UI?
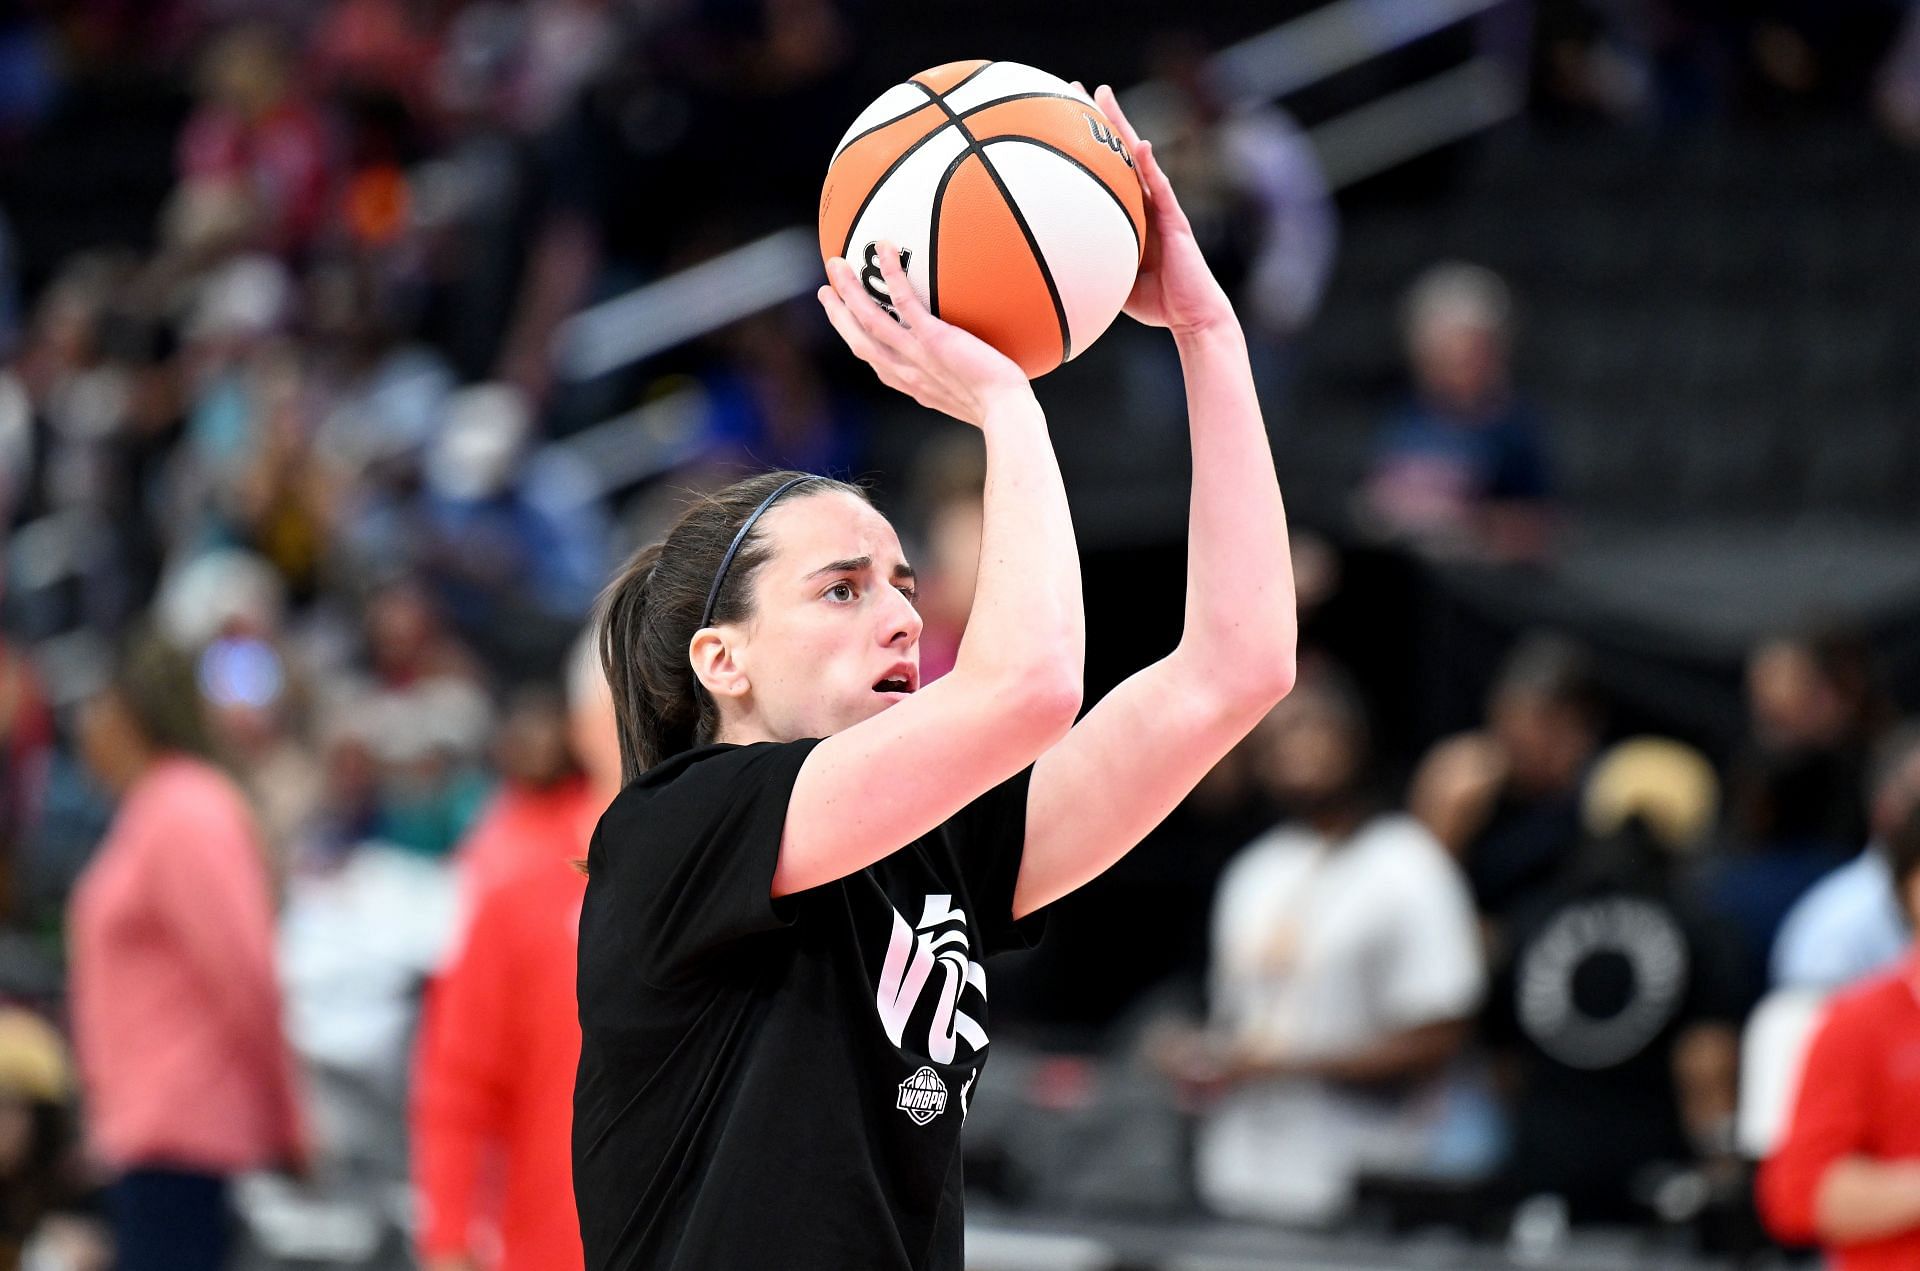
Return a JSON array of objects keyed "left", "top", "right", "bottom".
[{"left": 760, "top": 491, "right": 902, "bottom": 566}]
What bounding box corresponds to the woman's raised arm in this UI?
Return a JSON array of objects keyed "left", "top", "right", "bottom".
[
  {"left": 773, "top": 247, "right": 1085, "bottom": 897},
  {"left": 1012, "top": 86, "right": 1297, "bottom": 919}
]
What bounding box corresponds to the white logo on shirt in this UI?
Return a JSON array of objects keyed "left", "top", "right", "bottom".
[
  {"left": 875, "top": 894, "right": 989, "bottom": 1064},
  {"left": 1516, "top": 896, "right": 1689, "bottom": 1070},
  {"left": 896, "top": 1066, "right": 948, "bottom": 1126}
]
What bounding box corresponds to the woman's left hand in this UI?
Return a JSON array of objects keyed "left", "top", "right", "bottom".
[{"left": 1087, "top": 82, "right": 1235, "bottom": 338}]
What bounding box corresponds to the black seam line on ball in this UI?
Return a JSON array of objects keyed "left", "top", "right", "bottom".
[
  {"left": 831, "top": 64, "right": 999, "bottom": 252},
  {"left": 922, "top": 59, "right": 998, "bottom": 101},
  {"left": 926, "top": 148, "right": 974, "bottom": 319},
  {"left": 830, "top": 87, "right": 1080, "bottom": 257},
  {"left": 832, "top": 64, "right": 999, "bottom": 159},
  {"left": 837, "top": 116, "right": 960, "bottom": 261},
  {"left": 983, "top": 136, "right": 1141, "bottom": 255},
  {"left": 911, "top": 80, "right": 1072, "bottom": 364},
  {"left": 834, "top": 99, "right": 940, "bottom": 162}
]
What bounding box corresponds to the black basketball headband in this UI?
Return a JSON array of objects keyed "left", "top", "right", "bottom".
[{"left": 700, "top": 476, "right": 817, "bottom": 630}]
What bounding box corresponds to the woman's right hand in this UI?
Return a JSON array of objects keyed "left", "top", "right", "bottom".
[{"left": 818, "top": 243, "right": 1035, "bottom": 428}]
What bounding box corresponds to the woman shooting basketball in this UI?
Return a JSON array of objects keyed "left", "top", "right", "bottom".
[{"left": 572, "top": 86, "right": 1296, "bottom": 1270}]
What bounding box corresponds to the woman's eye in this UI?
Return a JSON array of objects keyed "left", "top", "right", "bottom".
[
  {"left": 897, "top": 586, "right": 918, "bottom": 605},
  {"left": 827, "top": 582, "right": 856, "bottom": 602}
]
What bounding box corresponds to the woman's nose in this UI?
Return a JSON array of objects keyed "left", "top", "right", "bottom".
[{"left": 883, "top": 589, "right": 922, "bottom": 645}]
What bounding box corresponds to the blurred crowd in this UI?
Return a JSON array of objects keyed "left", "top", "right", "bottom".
[{"left": 0, "top": 0, "right": 1917, "bottom": 1268}]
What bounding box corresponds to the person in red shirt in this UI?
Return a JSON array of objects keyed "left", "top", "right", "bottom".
[
  {"left": 411, "top": 638, "right": 619, "bottom": 1271},
  {"left": 1759, "top": 803, "right": 1920, "bottom": 1270}
]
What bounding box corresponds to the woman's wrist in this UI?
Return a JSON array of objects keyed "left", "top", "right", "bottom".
[
  {"left": 1171, "top": 303, "right": 1243, "bottom": 349},
  {"left": 974, "top": 385, "right": 1044, "bottom": 432}
]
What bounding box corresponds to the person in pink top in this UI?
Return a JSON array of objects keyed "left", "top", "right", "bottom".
[{"left": 68, "top": 633, "right": 305, "bottom": 1271}]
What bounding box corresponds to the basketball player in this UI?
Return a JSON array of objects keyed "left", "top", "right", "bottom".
[{"left": 572, "top": 86, "right": 1296, "bottom": 1270}]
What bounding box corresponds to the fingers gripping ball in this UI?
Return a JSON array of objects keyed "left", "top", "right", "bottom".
[{"left": 819, "top": 60, "right": 1147, "bottom": 378}]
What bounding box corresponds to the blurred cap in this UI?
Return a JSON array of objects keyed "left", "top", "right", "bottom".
[
  {"left": 187, "top": 253, "right": 294, "bottom": 342},
  {"left": 413, "top": 676, "right": 495, "bottom": 758},
  {"left": 0, "top": 1010, "right": 71, "bottom": 1104},
  {"left": 426, "top": 382, "right": 530, "bottom": 501},
  {"left": 1583, "top": 736, "right": 1721, "bottom": 855},
  {"left": 156, "top": 548, "right": 287, "bottom": 649}
]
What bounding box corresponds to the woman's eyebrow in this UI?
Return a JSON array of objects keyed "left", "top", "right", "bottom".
[
  {"left": 805, "top": 556, "right": 917, "bottom": 582},
  {"left": 807, "top": 556, "right": 873, "bottom": 578}
]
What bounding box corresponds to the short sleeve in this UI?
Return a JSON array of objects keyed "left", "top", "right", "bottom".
[
  {"left": 1771, "top": 879, "right": 1855, "bottom": 989},
  {"left": 1376, "top": 826, "right": 1487, "bottom": 1029},
  {"left": 943, "top": 765, "right": 1042, "bottom": 957},
  {"left": 1770, "top": 861, "right": 1908, "bottom": 991},
  {"left": 591, "top": 740, "right": 821, "bottom": 984}
]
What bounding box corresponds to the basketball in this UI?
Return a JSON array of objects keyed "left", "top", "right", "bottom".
[{"left": 819, "top": 60, "right": 1147, "bottom": 379}]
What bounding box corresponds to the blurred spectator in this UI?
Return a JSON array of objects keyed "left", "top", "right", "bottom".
[
  {"left": 1488, "top": 737, "right": 1744, "bottom": 1224},
  {"left": 365, "top": 676, "right": 494, "bottom": 859},
  {"left": 174, "top": 23, "right": 336, "bottom": 258},
  {"left": 1772, "top": 723, "right": 1920, "bottom": 990},
  {"left": 153, "top": 549, "right": 321, "bottom": 866},
  {"left": 1165, "top": 667, "right": 1489, "bottom": 1225},
  {"left": 0, "top": 627, "right": 52, "bottom": 926},
  {"left": 494, "top": 2, "right": 857, "bottom": 409},
  {"left": 0, "top": 1008, "right": 91, "bottom": 1263},
  {"left": 8, "top": 252, "right": 171, "bottom": 634},
  {"left": 67, "top": 632, "right": 305, "bottom": 1270},
  {"left": 1139, "top": 32, "right": 1339, "bottom": 346},
  {"left": 307, "top": 0, "right": 442, "bottom": 116},
  {"left": 699, "top": 308, "right": 866, "bottom": 477},
  {"left": 418, "top": 383, "right": 609, "bottom": 668},
  {"left": 1360, "top": 263, "right": 1554, "bottom": 563},
  {"left": 362, "top": 577, "right": 484, "bottom": 692},
  {"left": 451, "top": 680, "right": 584, "bottom": 905},
  {"left": 1411, "top": 633, "right": 1602, "bottom": 934},
  {"left": 1758, "top": 806, "right": 1920, "bottom": 1270},
  {"left": 1733, "top": 628, "right": 1884, "bottom": 852},
  {"left": 411, "top": 633, "right": 618, "bottom": 1271},
  {"left": 1707, "top": 629, "right": 1889, "bottom": 988}
]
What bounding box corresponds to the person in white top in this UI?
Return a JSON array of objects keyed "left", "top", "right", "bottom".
[{"left": 1161, "top": 666, "right": 1492, "bottom": 1225}]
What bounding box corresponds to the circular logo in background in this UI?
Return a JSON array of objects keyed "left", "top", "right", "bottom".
[{"left": 1515, "top": 896, "right": 1690, "bottom": 1070}]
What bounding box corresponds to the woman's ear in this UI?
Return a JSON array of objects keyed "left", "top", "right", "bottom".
[{"left": 689, "top": 628, "right": 750, "bottom": 704}]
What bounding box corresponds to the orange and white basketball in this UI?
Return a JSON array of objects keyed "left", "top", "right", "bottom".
[{"left": 819, "top": 60, "right": 1147, "bottom": 379}]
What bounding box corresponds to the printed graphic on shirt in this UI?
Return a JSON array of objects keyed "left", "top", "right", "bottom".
[
  {"left": 1516, "top": 896, "right": 1689, "bottom": 1069},
  {"left": 959, "top": 1069, "right": 976, "bottom": 1122},
  {"left": 897, "top": 1066, "right": 948, "bottom": 1126},
  {"left": 875, "top": 894, "right": 989, "bottom": 1064}
]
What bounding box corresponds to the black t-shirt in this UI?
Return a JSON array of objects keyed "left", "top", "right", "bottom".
[
  {"left": 573, "top": 740, "right": 1042, "bottom": 1270},
  {"left": 1487, "top": 854, "right": 1747, "bottom": 1220}
]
